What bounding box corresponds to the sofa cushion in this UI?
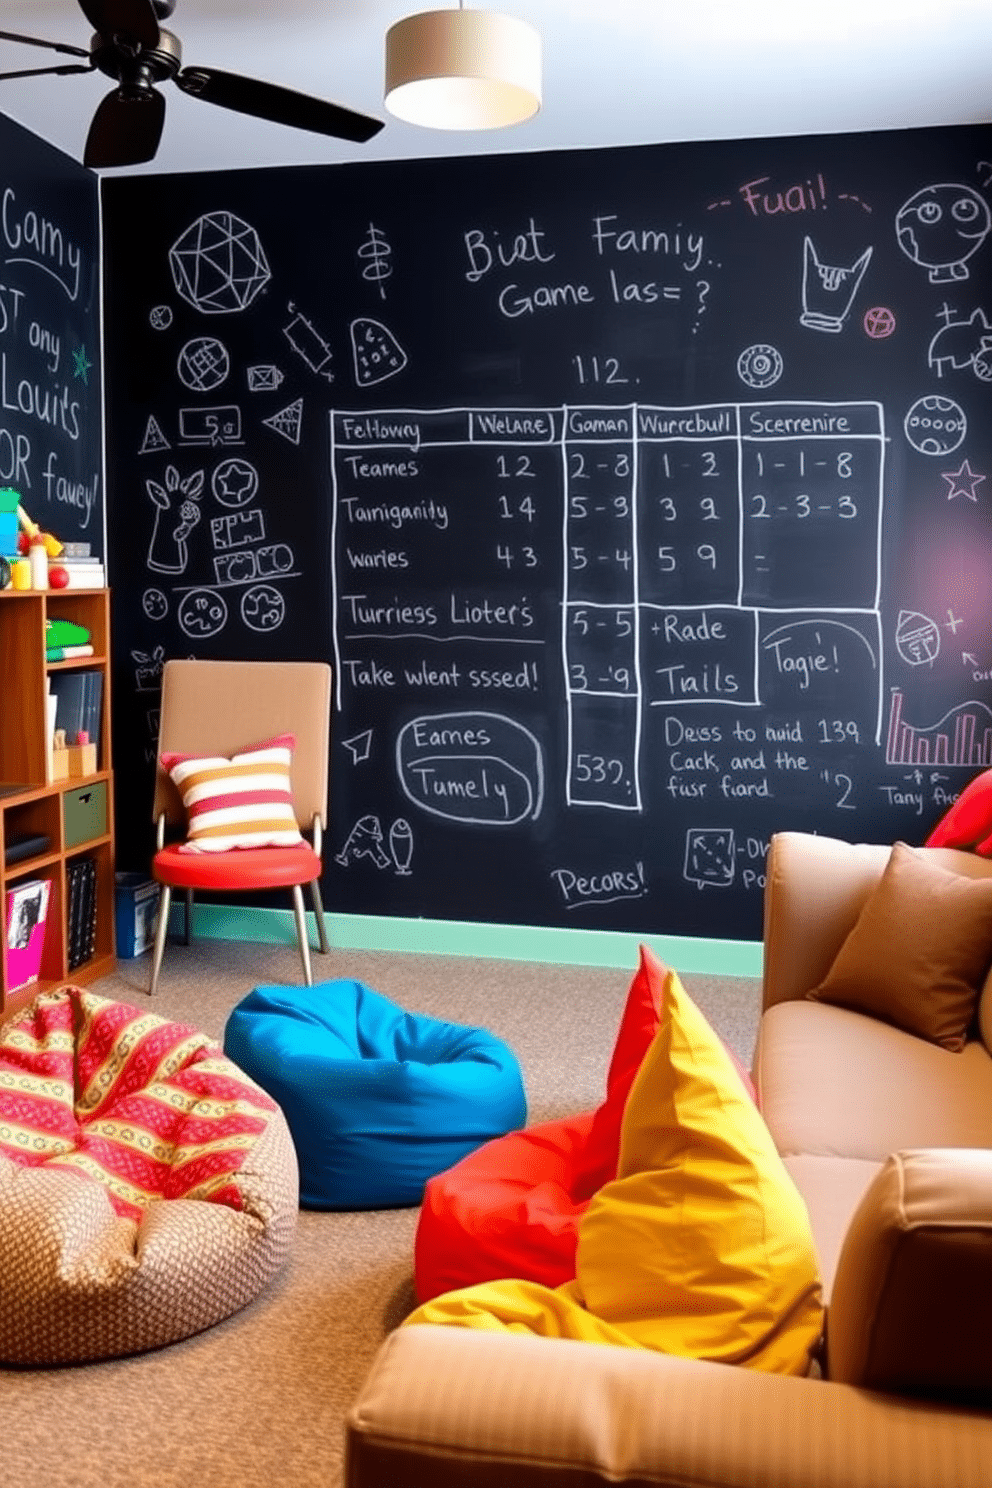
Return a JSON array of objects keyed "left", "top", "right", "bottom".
[
  {"left": 757, "top": 999, "right": 992, "bottom": 1162},
  {"left": 827, "top": 1148, "right": 992, "bottom": 1404},
  {"left": 806, "top": 841, "right": 992, "bottom": 1051},
  {"left": 404, "top": 968, "right": 823, "bottom": 1375}
]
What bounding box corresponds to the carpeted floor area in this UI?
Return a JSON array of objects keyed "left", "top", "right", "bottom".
[{"left": 0, "top": 935, "right": 761, "bottom": 1488}]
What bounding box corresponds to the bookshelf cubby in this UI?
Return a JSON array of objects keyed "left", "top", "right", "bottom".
[{"left": 0, "top": 586, "right": 116, "bottom": 1019}]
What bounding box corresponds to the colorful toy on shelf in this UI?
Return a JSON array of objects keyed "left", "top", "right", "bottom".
[
  {"left": 0, "top": 488, "right": 18, "bottom": 559},
  {"left": 925, "top": 768, "right": 992, "bottom": 857}
]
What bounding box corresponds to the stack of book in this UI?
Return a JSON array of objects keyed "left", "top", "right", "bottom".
[
  {"left": 54, "top": 542, "right": 105, "bottom": 589},
  {"left": 66, "top": 856, "right": 97, "bottom": 971}
]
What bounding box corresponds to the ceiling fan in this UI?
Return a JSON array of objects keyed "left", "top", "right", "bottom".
[{"left": 0, "top": 0, "right": 384, "bottom": 169}]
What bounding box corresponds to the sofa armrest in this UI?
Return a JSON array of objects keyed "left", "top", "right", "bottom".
[{"left": 345, "top": 1324, "right": 992, "bottom": 1488}]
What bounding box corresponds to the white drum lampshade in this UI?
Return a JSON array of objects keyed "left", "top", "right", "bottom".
[{"left": 385, "top": 9, "right": 542, "bottom": 130}]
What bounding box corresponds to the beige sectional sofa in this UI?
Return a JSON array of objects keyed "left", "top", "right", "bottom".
[{"left": 346, "top": 831, "right": 992, "bottom": 1487}]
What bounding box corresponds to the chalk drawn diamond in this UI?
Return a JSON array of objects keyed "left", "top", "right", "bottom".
[{"left": 169, "top": 212, "right": 271, "bottom": 314}]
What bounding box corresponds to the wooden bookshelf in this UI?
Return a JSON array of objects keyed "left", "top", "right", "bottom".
[{"left": 0, "top": 587, "right": 116, "bottom": 1019}]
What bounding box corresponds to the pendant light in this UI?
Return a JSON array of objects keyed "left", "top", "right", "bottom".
[{"left": 384, "top": 5, "right": 542, "bottom": 130}]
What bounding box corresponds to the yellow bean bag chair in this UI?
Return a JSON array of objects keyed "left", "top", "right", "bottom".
[
  {"left": 0, "top": 986, "right": 298, "bottom": 1365},
  {"left": 406, "top": 965, "right": 823, "bottom": 1375}
]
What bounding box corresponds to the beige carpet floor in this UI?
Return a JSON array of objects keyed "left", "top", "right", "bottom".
[{"left": 0, "top": 935, "right": 761, "bottom": 1488}]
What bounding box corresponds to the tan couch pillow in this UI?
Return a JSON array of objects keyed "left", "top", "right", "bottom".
[
  {"left": 827, "top": 1149, "right": 992, "bottom": 1404},
  {"left": 807, "top": 841, "right": 992, "bottom": 1051}
]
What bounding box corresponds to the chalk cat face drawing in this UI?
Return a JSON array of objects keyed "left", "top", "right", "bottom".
[{"left": 896, "top": 184, "right": 991, "bottom": 282}]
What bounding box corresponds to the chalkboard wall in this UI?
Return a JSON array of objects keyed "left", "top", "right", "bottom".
[
  {"left": 0, "top": 113, "right": 102, "bottom": 553},
  {"left": 102, "top": 123, "right": 992, "bottom": 940}
]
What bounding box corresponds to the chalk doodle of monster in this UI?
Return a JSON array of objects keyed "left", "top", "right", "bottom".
[
  {"left": 800, "top": 238, "right": 873, "bottom": 333},
  {"left": 928, "top": 306, "right": 992, "bottom": 379},
  {"left": 896, "top": 184, "right": 992, "bottom": 283},
  {"left": 147, "top": 465, "right": 204, "bottom": 575}
]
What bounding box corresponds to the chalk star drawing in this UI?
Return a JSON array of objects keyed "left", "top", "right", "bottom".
[
  {"left": 212, "top": 456, "right": 258, "bottom": 508},
  {"left": 942, "top": 459, "right": 985, "bottom": 501},
  {"left": 72, "top": 346, "right": 93, "bottom": 384},
  {"left": 341, "top": 730, "right": 374, "bottom": 764},
  {"left": 169, "top": 211, "right": 271, "bottom": 314}
]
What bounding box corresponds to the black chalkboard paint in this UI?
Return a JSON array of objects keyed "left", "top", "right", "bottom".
[
  {"left": 101, "top": 123, "right": 992, "bottom": 941},
  {"left": 0, "top": 113, "right": 102, "bottom": 552}
]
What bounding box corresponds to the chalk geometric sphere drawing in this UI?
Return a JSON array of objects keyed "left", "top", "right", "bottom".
[
  {"left": 903, "top": 394, "right": 967, "bottom": 455},
  {"left": 169, "top": 211, "right": 271, "bottom": 314}
]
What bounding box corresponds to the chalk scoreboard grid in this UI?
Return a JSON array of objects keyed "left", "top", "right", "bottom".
[{"left": 329, "top": 402, "right": 885, "bottom": 814}]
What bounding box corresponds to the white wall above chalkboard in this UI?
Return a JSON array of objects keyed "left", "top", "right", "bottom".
[{"left": 0, "top": 0, "right": 989, "bottom": 176}]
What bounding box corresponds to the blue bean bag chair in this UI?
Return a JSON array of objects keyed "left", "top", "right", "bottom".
[{"left": 223, "top": 980, "right": 527, "bottom": 1210}]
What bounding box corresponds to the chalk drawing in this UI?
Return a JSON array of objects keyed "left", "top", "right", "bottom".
[
  {"left": 147, "top": 465, "right": 204, "bottom": 574},
  {"left": 904, "top": 395, "right": 967, "bottom": 455},
  {"left": 896, "top": 184, "right": 991, "bottom": 283},
  {"left": 800, "top": 238, "right": 872, "bottom": 333},
  {"left": 169, "top": 211, "right": 271, "bottom": 313}
]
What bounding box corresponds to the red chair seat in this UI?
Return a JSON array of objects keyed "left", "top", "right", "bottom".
[{"left": 153, "top": 842, "right": 321, "bottom": 891}]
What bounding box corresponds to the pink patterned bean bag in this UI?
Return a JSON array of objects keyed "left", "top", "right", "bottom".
[{"left": 0, "top": 986, "right": 297, "bottom": 1364}]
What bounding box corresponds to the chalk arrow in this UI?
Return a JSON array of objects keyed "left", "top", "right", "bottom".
[{"left": 963, "top": 653, "right": 979, "bottom": 666}]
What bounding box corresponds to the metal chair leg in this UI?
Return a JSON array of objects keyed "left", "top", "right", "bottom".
[
  {"left": 291, "top": 884, "right": 313, "bottom": 985},
  {"left": 310, "top": 878, "right": 331, "bottom": 954},
  {"left": 184, "top": 888, "right": 194, "bottom": 945},
  {"left": 149, "top": 884, "right": 172, "bottom": 996}
]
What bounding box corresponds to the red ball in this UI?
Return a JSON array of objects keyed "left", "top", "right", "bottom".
[
  {"left": 48, "top": 566, "right": 70, "bottom": 589},
  {"left": 17, "top": 531, "right": 28, "bottom": 555}
]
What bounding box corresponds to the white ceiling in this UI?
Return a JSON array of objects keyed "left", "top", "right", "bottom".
[{"left": 0, "top": 0, "right": 990, "bottom": 176}]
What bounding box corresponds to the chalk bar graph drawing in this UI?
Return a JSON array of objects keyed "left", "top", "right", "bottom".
[{"left": 886, "top": 690, "right": 992, "bottom": 767}]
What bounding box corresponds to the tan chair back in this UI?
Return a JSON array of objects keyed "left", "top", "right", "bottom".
[{"left": 152, "top": 659, "right": 331, "bottom": 831}]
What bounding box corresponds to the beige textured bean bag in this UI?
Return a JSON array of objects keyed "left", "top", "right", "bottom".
[{"left": 0, "top": 986, "right": 298, "bottom": 1365}]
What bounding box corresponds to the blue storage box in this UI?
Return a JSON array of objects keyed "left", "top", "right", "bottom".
[{"left": 115, "top": 873, "right": 161, "bottom": 957}]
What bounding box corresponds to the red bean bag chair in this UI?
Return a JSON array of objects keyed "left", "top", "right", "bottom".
[
  {"left": 413, "top": 945, "right": 756, "bottom": 1303},
  {"left": 925, "top": 768, "right": 992, "bottom": 856}
]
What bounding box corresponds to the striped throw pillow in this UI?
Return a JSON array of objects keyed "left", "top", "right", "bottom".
[{"left": 161, "top": 734, "right": 304, "bottom": 853}]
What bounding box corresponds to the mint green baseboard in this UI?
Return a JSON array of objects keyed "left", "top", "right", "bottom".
[{"left": 169, "top": 902, "right": 763, "bottom": 978}]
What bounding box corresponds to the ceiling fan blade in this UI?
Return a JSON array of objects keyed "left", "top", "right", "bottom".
[
  {"left": 76, "top": 0, "right": 160, "bottom": 50},
  {"left": 175, "top": 66, "right": 383, "bottom": 145},
  {"left": 84, "top": 85, "right": 166, "bottom": 168}
]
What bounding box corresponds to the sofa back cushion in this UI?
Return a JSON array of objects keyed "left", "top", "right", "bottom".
[
  {"left": 806, "top": 842, "right": 992, "bottom": 1051},
  {"left": 827, "top": 1148, "right": 992, "bottom": 1404}
]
